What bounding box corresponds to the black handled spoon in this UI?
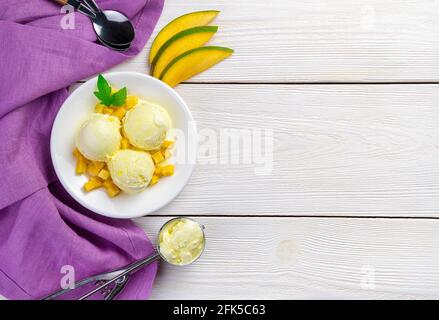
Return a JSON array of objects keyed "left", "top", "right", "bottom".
[{"left": 52, "top": 0, "right": 135, "bottom": 51}]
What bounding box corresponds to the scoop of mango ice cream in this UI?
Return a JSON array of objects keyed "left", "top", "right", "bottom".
[
  {"left": 75, "top": 113, "right": 121, "bottom": 161},
  {"left": 107, "top": 149, "right": 155, "bottom": 193},
  {"left": 158, "top": 218, "right": 205, "bottom": 266},
  {"left": 123, "top": 100, "right": 171, "bottom": 151}
]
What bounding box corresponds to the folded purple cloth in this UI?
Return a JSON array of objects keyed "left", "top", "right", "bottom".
[{"left": 0, "top": 0, "right": 164, "bottom": 299}]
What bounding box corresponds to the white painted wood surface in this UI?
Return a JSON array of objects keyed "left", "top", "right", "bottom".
[
  {"left": 70, "top": 0, "right": 439, "bottom": 299},
  {"left": 156, "top": 84, "right": 439, "bottom": 217},
  {"left": 137, "top": 217, "right": 439, "bottom": 299},
  {"left": 109, "top": 0, "right": 439, "bottom": 82}
]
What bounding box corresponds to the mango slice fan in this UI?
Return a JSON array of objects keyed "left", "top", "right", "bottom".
[{"left": 149, "top": 10, "right": 234, "bottom": 87}]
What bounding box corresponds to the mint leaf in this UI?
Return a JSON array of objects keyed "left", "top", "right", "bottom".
[
  {"left": 94, "top": 74, "right": 114, "bottom": 106},
  {"left": 93, "top": 90, "right": 106, "bottom": 102},
  {"left": 94, "top": 74, "right": 127, "bottom": 107},
  {"left": 94, "top": 91, "right": 112, "bottom": 106},
  {"left": 111, "top": 87, "right": 127, "bottom": 106},
  {"left": 97, "top": 74, "right": 111, "bottom": 98},
  {"left": 93, "top": 90, "right": 104, "bottom": 100}
]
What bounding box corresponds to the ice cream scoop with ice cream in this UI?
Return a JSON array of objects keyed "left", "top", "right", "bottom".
[
  {"left": 158, "top": 218, "right": 205, "bottom": 266},
  {"left": 76, "top": 113, "right": 121, "bottom": 161},
  {"left": 123, "top": 100, "right": 172, "bottom": 150}
]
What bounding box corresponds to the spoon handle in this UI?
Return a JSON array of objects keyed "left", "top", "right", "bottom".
[
  {"left": 78, "top": 252, "right": 161, "bottom": 300},
  {"left": 52, "top": 0, "right": 66, "bottom": 4},
  {"left": 51, "top": 0, "right": 75, "bottom": 7},
  {"left": 82, "top": 0, "right": 102, "bottom": 13},
  {"left": 49, "top": 0, "right": 96, "bottom": 19},
  {"left": 50, "top": 0, "right": 85, "bottom": 10}
]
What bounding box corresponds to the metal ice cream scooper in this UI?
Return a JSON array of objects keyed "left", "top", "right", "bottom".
[{"left": 42, "top": 217, "right": 206, "bottom": 300}]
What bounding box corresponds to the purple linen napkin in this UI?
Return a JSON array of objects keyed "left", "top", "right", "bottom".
[{"left": 0, "top": 0, "right": 164, "bottom": 299}]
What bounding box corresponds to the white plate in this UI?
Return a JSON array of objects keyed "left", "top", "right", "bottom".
[{"left": 51, "top": 72, "right": 197, "bottom": 219}]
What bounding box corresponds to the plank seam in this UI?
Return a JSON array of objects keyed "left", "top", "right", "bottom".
[
  {"left": 75, "top": 81, "right": 439, "bottom": 85},
  {"left": 143, "top": 214, "right": 439, "bottom": 220},
  {"left": 183, "top": 81, "right": 439, "bottom": 85}
]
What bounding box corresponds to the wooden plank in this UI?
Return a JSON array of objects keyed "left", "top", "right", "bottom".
[
  {"left": 107, "top": 0, "right": 439, "bottom": 82},
  {"left": 137, "top": 216, "right": 439, "bottom": 299},
  {"left": 162, "top": 84, "right": 439, "bottom": 217},
  {"left": 70, "top": 83, "right": 439, "bottom": 217}
]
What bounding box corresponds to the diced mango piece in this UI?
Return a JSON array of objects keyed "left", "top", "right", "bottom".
[
  {"left": 75, "top": 152, "right": 88, "bottom": 175},
  {"left": 161, "top": 139, "right": 174, "bottom": 149},
  {"left": 103, "top": 179, "right": 121, "bottom": 197},
  {"left": 97, "top": 168, "right": 110, "bottom": 180},
  {"left": 160, "top": 164, "right": 175, "bottom": 177},
  {"left": 154, "top": 165, "right": 163, "bottom": 177},
  {"left": 103, "top": 107, "right": 114, "bottom": 115},
  {"left": 121, "top": 137, "right": 130, "bottom": 149},
  {"left": 151, "top": 151, "right": 165, "bottom": 164},
  {"left": 83, "top": 177, "right": 103, "bottom": 192},
  {"left": 102, "top": 179, "right": 112, "bottom": 188},
  {"left": 149, "top": 175, "right": 160, "bottom": 186},
  {"left": 111, "top": 87, "right": 118, "bottom": 95},
  {"left": 73, "top": 148, "right": 80, "bottom": 158},
  {"left": 87, "top": 161, "right": 105, "bottom": 176},
  {"left": 76, "top": 157, "right": 87, "bottom": 175},
  {"left": 107, "top": 186, "right": 120, "bottom": 197},
  {"left": 95, "top": 104, "right": 105, "bottom": 113},
  {"left": 121, "top": 126, "right": 128, "bottom": 138},
  {"left": 125, "top": 95, "right": 138, "bottom": 109},
  {"left": 163, "top": 150, "right": 172, "bottom": 159},
  {"left": 112, "top": 107, "right": 127, "bottom": 120}
]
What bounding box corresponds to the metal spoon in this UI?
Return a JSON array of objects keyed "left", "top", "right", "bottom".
[
  {"left": 99, "top": 38, "right": 131, "bottom": 51},
  {"left": 82, "top": 0, "right": 135, "bottom": 46},
  {"left": 52, "top": 0, "right": 135, "bottom": 50}
]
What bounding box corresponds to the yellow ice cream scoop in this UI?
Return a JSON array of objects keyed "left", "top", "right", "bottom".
[
  {"left": 107, "top": 149, "right": 155, "bottom": 193},
  {"left": 76, "top": 113, "right": 121, "bottom": 161},
  {"left": 123, "top": 100, "right": 172, "bottom": 151},
  {"left": 158, "top": 217, "right": 206, "bottom": 266}
]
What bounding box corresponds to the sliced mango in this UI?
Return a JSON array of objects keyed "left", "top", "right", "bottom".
[
  {"left": 95, "top": 104, "right": 105, "bottom": 113},
  {"left": 163, "top": 150, "right": 172, "bottom": 159},
  {"left": 103, "top": 107, "right": 114, "bottom": 115},
  {"left": 87, "top": 161, "right": 105, "bottom": 176},
  {"left": 154, "top": 164, "right": 163, "bottom": 177},
  {"left": 76, "top": 158, "right": 87, "bottom": 175},
  {"left": 112, "top": 107, "right": 127, "bottom": 120},
  {"left": 103, "top": 179, "right": 121, "bottom": 197},
  {"left": 160, "top": 164, "right": 175, "bottom": 177},
  {"left": 73, "top": 148, "right": 81, "bottom": 158},
  {"left": 152, "top": 151, "right": 165, "bottom": 164},
  {"left": 160, "top": 46, "right": 233, "bottom": 87},
  {"left": 107, "top": 188, "right": 120, "bottom": 197},
  {"left": 149, "top": 175, "right": 160, "bottom": 186},
  {"left": 83, "top": 177, "right": 103, "bottom": 192},
  {"left": 125, "top": 95, "right": 139, "bottom": 109},
  {"left": 151, "top": 26, "right": 218, "bottom": 78},
  {"left": 102, "top": 179, "right": 113, "bottom": 189},
  {"left": 97, "top": 168, "right": 110, "bottom": 180},
  {"left": 161, "top": 139, "right": 174, "bottom": 149},
  {"left": 120, "top": 137, "right": 130, "bottom": 149},
  {"left": 75, "top": 152, "right": 88, "bottom": 175},
  {"left": 149, "top": 10, "right": 220, "bottom": 64}
]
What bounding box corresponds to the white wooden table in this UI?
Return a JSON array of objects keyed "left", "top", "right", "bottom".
[{"left": 116, "top": 0, "right": 439, "bottom": 299}]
